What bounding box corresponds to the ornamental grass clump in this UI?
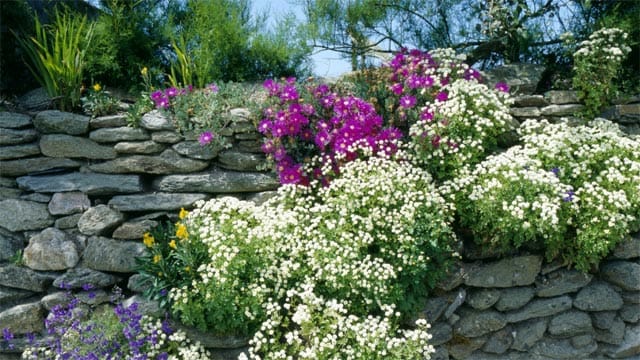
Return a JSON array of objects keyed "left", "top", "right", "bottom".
[
  {"left": 446, "top": 118, "right": 640, "bottom": 271},
  {"left": 138, "top": 152, "right": 455, "bottom": 359}
]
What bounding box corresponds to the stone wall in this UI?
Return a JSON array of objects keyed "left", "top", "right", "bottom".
[{"left": 0, "top": 92, "right": 639, "bottom": 359}]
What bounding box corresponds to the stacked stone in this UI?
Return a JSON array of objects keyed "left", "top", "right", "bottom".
[
  {"left": 510, "top": 90, "right": 640, "bottom": 135},
  {"left": 423, "top": 234, "right": 640, "bottom": 360},
  {"left": 0, "top": 109, "right": 277, "bottom": 357}
]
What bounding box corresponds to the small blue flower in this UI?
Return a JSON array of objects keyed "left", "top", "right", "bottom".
[{"left": 563, "top": 190, "right": 575, "bottom": 202}]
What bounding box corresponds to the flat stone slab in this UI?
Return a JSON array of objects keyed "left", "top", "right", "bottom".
[
  {"left": 89, "top": 149, "right": 208, "bottom": 174},
  {"left": 535, "top": 268, "right": 592, "bottom": 297},
  {"left": 40, "top": 134, "right": 116, "bottom": 159},
  {"left": 109, "top": 193, "right": 209, "bottom": 211},
  {"left": 0, "top": 199, "right": 53, "bottom": 232},
  {"left": 33, "top": 110, "right": 89, "bottom": 135},
  {"left": 464, "top": 256, "right": 542, "bottom": 288},
  {"left": 89, "top": 126, "right": 150, "bottom": 142},
  {"left": 0, "top": 143, "right": 41, "bottom": 160},
  {"left": 0, "top": 128, "right": 38, "bottom": 146},
  {"left": 17, "top": 172, "right": 142, "bottom": 195},
  {"left": 83, "top": 236, "right": 146, "bottom": 273},
  {"left": 506, "top": 295, "right": 572, "bottom": 323},
  {"left": 0, "top": 157, "right": 80, "bottom": 177},
  {"left": 153, "top": 170, "right": 279, "bottom": 193},
  {"left": 0, "top": 265, "right": 57, "bottom": 292},
  {"left": 0, "top": 112, "right": 32, "bottom": 129},
  {"left": 601, "top": 261, "right": 640, "bottom": 291}
]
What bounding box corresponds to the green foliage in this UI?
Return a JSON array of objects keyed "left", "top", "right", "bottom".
[
  {"left": 80, "top": 83, "right": 120, "bottom": 117},
  {"left": 13, "top": 6, "right": 94, "bottom": 111},
  {"left": 572, "top": 28, "right": 631, "bottom": 118},
  {"left": 446, "top": 119, "right": 640, "bottom": 271}
]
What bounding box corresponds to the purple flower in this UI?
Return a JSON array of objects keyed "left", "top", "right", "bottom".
[
  {"left": 279, "top": 164, "right": 304, "bottom": 185},
  {"left": 263, "top": 79, "right": 280, "bottom": 95},
  {"left": 390, "top": 83, "right": 404, "bottom": 95},
  {"left": 261, "top": 139, "right": 276, "bottom": 154},
  {"left": 399, "top": 95, "right": 417, "bottom": 108},
  {"left": 207, "top": 83, "right": 219, "bottom": 93},
  {"left": 464, "top": 69, "right": 482, "bottom": 81},
  {"left": 315, "top": 130, "right": 331, "bottom": 149},
  {"left": 258, "top": 119, "right": 272, "bottom": 134},
  {"left": 273, "top": 146, "right": 288, "bottom": 161},
  {"left": 150, "top": 90, "right": 164, "bottom": 101},
  {"left": 280, "top": 85, "right": 299, "bottom": 101},
  {"left": 563, "top": 190, "right": 575, "bottom": 202},
  {"left": 155, "top": 97, "right": 170, "bottom": 109},
  {"left": 198, "top": 131, "right": 214, "bottom": 146},
  {"left": 431, "top": 134, "right": 441, "bottom": 148},
  {"left": 82, "top": 283, "right": 94, "bottom": 291},
  {"left": 551, "top": 167, "right": 560, "bottom": 177},
  {"left": 420, "top": 108, "right": 434, "bottom": 121},
  {"left": 164, "top": 87, "right": 178, "bottom": 98},
  {"left": 435, "top": 91, "right": 449, "bottom": 102},
  {"left": 495, "top": 82, "right": 510, "bottom": 93}
]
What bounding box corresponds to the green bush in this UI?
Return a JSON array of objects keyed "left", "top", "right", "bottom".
[{"left": 446, "top": 118, "right": 640, "bottom": 271}]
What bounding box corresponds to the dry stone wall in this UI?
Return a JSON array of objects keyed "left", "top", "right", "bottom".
[{"left": 0, "top": 90, "right": 639, "bottom": 359}]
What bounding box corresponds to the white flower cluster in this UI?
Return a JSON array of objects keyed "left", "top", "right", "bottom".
[
  {"left": 166, "top": 155, "right": 455, "bottom": 358},
  {"left": 574, "top": 27, "right": 631, "bottom": 62},
  {"left": 448, "top": 118, "right": 640, "bottom": 270},
  {"left": 409, "top": 78, "right": 514, "bottom": 179}
]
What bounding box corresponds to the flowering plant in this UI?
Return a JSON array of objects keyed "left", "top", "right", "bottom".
[
  {"left": 81, "top": 83, "right": 120, "bottom": 117},
  {"left": 445, "top": 118, "right": 640, "bottom": 270},
  {"left": 572, "top": 27, "right": 631, "bottom": 118},
  {"left": 7, "top": 285, "right": 209, "bottom": 360},
  {"left": 259, "top": 77, "right": 403, "bottom": 185}
]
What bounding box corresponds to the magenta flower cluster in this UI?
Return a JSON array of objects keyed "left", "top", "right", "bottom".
[
  {"left": 259, "top": 78, "right": 402, "bottom": 185},
  {"left": 150, "top": 85, "right": 194, "bottom": 109}
]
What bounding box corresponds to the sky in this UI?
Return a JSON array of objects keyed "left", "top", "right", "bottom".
[{"left": 252, "top": 0, "right": 352, "bottom": 78}]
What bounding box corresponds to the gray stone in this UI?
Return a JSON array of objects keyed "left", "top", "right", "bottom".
[
  {"left": 593, "top": 311, "right": 618, "bottom": 330},
  {"left": 535, "top": 268, "right": 592, "bottom": 297},
  {"left": 574, "top": 282, "right": 623, "bottom": 311},
  {"left": 76, "top": 288, "right": 111, "bottom": 306},
  {"left": 436, "top": 262, "right": 465, "bottom": 291},
  {"left": 0, "top": 112, "right": 32, "bottom": 128},
  {"left": 139, "top": 110, "right": 175, "bottom": 130},
  {"left": 89, "top": 149, "right": 208, "bottom": 174},
  {"left": 431, "top": 346, "right": 449, "bottom": 360},
  {"left": 506, "top": 296, "right": 572, "bottom": 323},
  {"left": 20, "top": 193, "right": 50, "bottom": 203},
  {"left": 109, "top": 193, "right": 208, "bottom": 212},
  {"left": 510, "top": 107, "right": 541, "bottom": 118},
  {"left": 548, "top": 310, "right": 592, "bottom": 337},
  {"left": 54, "top": 214, "right": 83, "bottom": 229},
  {"left": 0, "top": 187, "right": 21, "bottom": 199},
  {"left": 531, "top": 337, "right": 597, "bottom": 359},
  {"left": 601, "top": 104, "right": 640, "bottom": 124},
  {"left": 40, "top": 291, "right": 71, "bottom": 310},
  {"left": 620, "top": 303, "right": 640, "bottom": 323},
  {"left": 445, "top": 288, "right": 467, "bottom": 319},
  {"left": 540, "top": 104, "right": 585, "bottom": 116},
  {"left": 17, "top": 88, "right": 52, "bottom": 111},
  {"left": 602, "top": 261, "right": 640, "bottom": 291},
  {"left": 218, "top": 150, "right": 266, "bottom": 171},
  {"left": 229, "top": 108, "right": 252, "bottom": 119},
  {"left": 23, "top": 228, "right": 80, "bottom": 271},
  {"left": 601, "top": 323, "right": 640, "bottom": 358},
  {"left": 495, "top": 287, "right": 536, "bottom": 311},
  {"left": 123, "top": 295, "right": 163, "bottom": 317},
  {"left": 0, "top": 199, "right": 53, "bottom": 232},
  {"left": 40, "top": 134, "right": 116, "bottom": 159},
  {"left": 464, "top": 256, "right": 542, "bottom": 288},
  {"left": 235, "top": 132, "right": 259, "bottom": 140},
  {"left": 114, "top": 140, "right": 165, "bottom": 154},
  {"left": 245, "top": 191, "right": 278, "bottom": 206},
  {"left": 0, "top": 128, "right": 37, "bottom": 145},
  {"left": 170, "top": 321, "right": 250, "bottom": 349},
  {"left": 151, "top": 131, "right": 183, "bottom": 144},
  {"left": 53, "top": 267, "right": 120, "bottom": 290},
  {"left": 570, "top": 334, "right": 594, "bottom": 348},
  {"left": 33, "top": 110, "right": 90, "bottom": 135},
  {"left": 0, "top": 157, "right": 80, "bottom": 177},
  {"left": 621, "top": 291, "right": 640, "bottom": 304},
  {"left": 430, "top": 322, "right": 453, "bottom": 346},
  {"left": 77, "top": 205, "right": 124, "bottom": 236},
  {"left": 483, "top": 325, "right": 514, "bottom": 354},
  {"left": 0, "top": 228, "right": 23, "bottom": 262},
  {"left": 448, "top": 335, "right": 486, "bottom": 359},
  {"left": 0, "top": 302, "right": 44, "bottom": 335},
  {"left": 467, "top": 288, "right": 501, "bottom": 310},
  {"left": 0, "top": 177, "right": 15, "bottom": 187},
  {"left": 89, "top": 126, "right": 150, "bottom": 142},
  {"left": 112, "top": 219, "right": 158, "bottom": 240},
  {"left": 422, "top": 296, "right": 449, "bottom": 323},
  {"left": 89, "top": 114, "right": 128, "bottom": 128},
  {"left": 237, "top": 140, "right": 263, "bottom": 153},
  {"left": 513, "top": 95, "right": 548, "bottom": 107},
  {"left": 0, "top": 287, "right": 33, "bottom": 306},
  {"left": 0, "top": 143, "right": 40, "bottom": 160},
  {"left": 544, "top": 90, "right": 579, "bottom": 104},
  {"left": 595, "top": 316, "right": 626, "bottom": 345},
  {"left": 172, "top": 141, "right": 220, "bottom": 160},
  {"left": 0, "top": 265, "right": 56, "bottom": 292},
  {"left": 83, "top": 236, "right": 146, "bottom": 273},
  {"left": 483, "top": 63, "right": 545, "bottom": 95},
  {"left": 127, "top": 274, "right": 152, "bottom": 293},
  {"left": 455, "top": 309, "right": 507, "bottom": 337},
  {"left": 612, "top": 234, "right": 640, "bottom": 259},
  {"left": 48, "top": 192, "right": 91, "bottom": 215},
  {"left": 153, "top": 170, "right": 279, "bottom": 193},
  {"left": 17, "top": 172, "right": 142, "bottom": 195},
  {"left": 511, "top": 318, "right": 548, "bottom": 352}
]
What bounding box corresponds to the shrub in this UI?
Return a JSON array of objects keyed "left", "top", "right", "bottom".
[
  {"left": 446, "top": 118, "right": 640, "bottom": 271},
  {"left": 80, "top": 83, "right": 121, "bottom": 117},
  {"left": 572, "top": 27, "right": 631, "bottom": 118},
  {"left": 14, "top": 6, "right": 94, "bottom": 111}
]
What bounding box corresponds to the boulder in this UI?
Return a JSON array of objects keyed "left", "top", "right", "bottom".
[
  {"left": 0, "top": 265, "right": 56, "bottom": 292},
  {"left": 77, "top": 205, "right": 125, "bottom": 236},
  {"left": 574, "top": 281, "right": 623, "bottom": 311},
  {"left": 172, "top": 141, "right": 221, "bottom": 160},
  {"left": 0, "top": 302, "right": 44, "bottom": 335},
  {"left": 217, "top": 150, "right": 266, "bottom": 171},
  {"left": 89, "top": 149, "right": 208, "bottom": 174},
  {"left": 153, "top": 170, "right": 279, "bottom": 193},
  {"left": 601, "top": 261, "right": 640, "bottom": 291},
  {"left": 0, "top": 157, "right": 80, "bottom": 177},
  {"left": 83, "top": 236, "right": 146, "bottom": 273},
  {"left": 112, "top": 219, "right": 159, "bottom": 240},
  {"left": 483, "top": 64, "right": 545, "bottom": 95},
  {"left": 0, "top": 112, "right": 32, "bottom": 129},
  {"left": 0, "top": 199, "right": 53, "bottom": 232},
  {"left": 48, "top": 192, "right": 91, "bottom": 215},
  {"left": 39, "top": 134, "right": 116, "bottom": 159},
  {"left": 548, "top": 310, "right": 593, "bottom": 337},
  {"left": 535, "top": 268, "right": 592, "bottom": 297},
  {"left": 0, "top": 143, "right": 40, "bottom": 160},
  {"left": 53, "top": 267, "right": 120, "bottom": 290},
  {"left": 464, "top": 256, "right": 542, "bottom": 288},
  {"left": 139, "top": 110, "right": 175, "bottom": 130},
  {"left": 89, "top": 126, "right": 150, "bottom": 142},
  {"left": 454, "top": 309, "right": 507, "bottom": 337},
  {"left": 0, "top": 128, "right": 38, "bottom": 146},
  {"left": 505, "top": 296, "right": 572, "bottom": 323},
  {"left": 495, "top": 287, "right": 535, "bottom": 312},
  {"left": 17, "top": 172, "right": 142, "bottom": 195},
  {"left": 33, "top": 110, "right": 90, "bottom": 135},
  {"left": 89, "top": 114, "right": 128, "bottom": 128},
  {"left": 114, "top": 141, "right": 165, "bottom": 154},
  {"left": 108, "top": 193, "right": 208, "bottom": 212},
  {"left": 23, "top": 228, "right": 80, "bottom": 271}
]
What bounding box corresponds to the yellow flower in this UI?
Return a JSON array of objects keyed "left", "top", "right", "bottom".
[
  {"left": 169, "top": 239, "right": 177, "bottom": 249},
  {"left": 92, "top": 83, "right": 101, "bottom": 92},
  {"left": 179, "top": 208, "right": 189, "bottom": 220},
  {"left": 153, "top": 254, "right": 162, "bottom": 263},
  {"left": 143, "top": 232, "right": 155, "bottom": 247},
  {"left": 184, "top": 266, "right": 191, "bottom": 273},
  {"left": 175, "top": 223, "right": 189, "bottom": 240},
  {"left": 141, "top": 67, "right": 148, "bottom": 76}
]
